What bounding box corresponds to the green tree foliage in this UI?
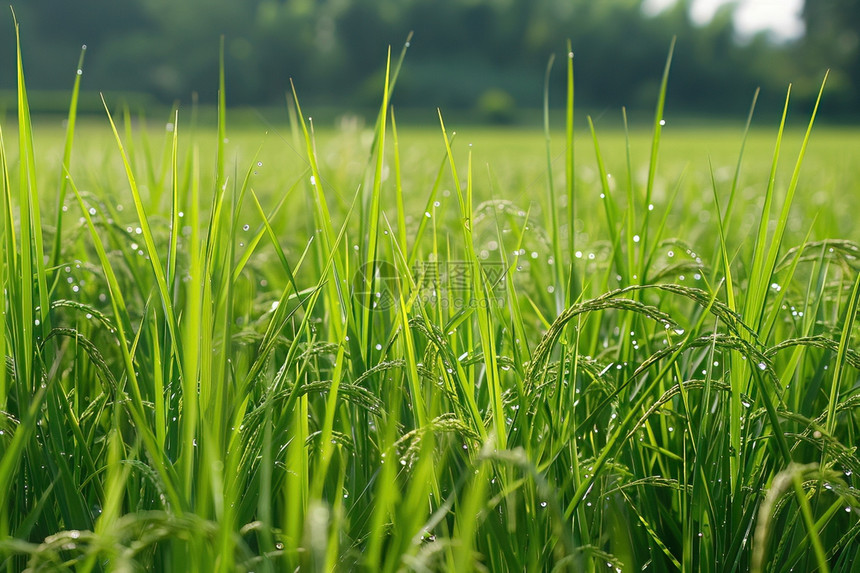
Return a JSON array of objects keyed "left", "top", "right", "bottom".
[
  {"left": 0, "top": 0, "right": 846, "bottom": 115},
  {"left": 798, "top": 0, "right": 860, "bottom": 112}
]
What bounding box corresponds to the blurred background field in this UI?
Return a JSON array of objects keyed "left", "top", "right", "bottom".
[{"left": 12, "top": 114, "right": 860, "bottom": 244}]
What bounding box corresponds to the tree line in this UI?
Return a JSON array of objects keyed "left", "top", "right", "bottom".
[{"left": 0, "top": 0, "right": 856, "bottom": 119}]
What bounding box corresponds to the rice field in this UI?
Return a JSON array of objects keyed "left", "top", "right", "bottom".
[{"left": 1, "top": 33, "right": 860, "bottom": 572}]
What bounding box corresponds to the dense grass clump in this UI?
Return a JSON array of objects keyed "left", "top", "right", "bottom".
[{"left": 1, "top": 25, "right": 860, "bottom": 573}]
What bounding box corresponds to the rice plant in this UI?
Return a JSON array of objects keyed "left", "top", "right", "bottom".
[{"left": 1, "top": 20, "right": 859, "bottom": 573}]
